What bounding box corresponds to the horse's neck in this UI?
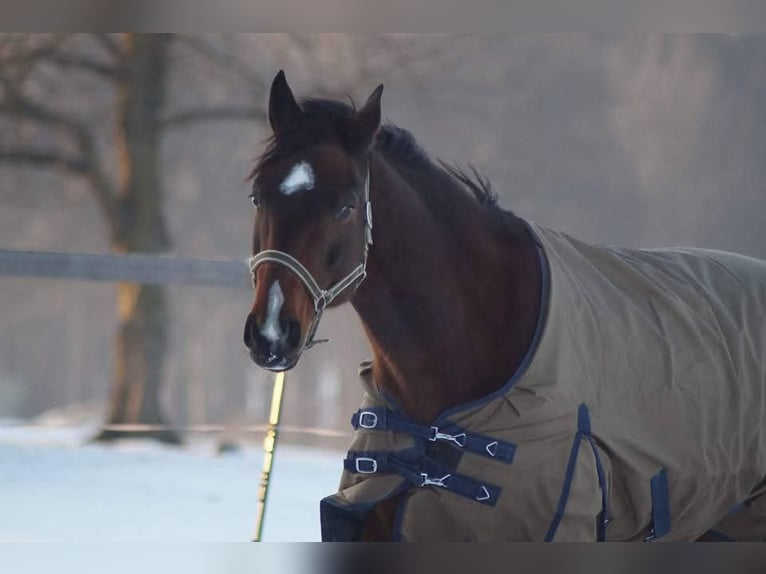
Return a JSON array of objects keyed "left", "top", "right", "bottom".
[{"left": 351, "top": 155, "right": 542, "bottom": 424}]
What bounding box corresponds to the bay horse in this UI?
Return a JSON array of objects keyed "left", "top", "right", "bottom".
[{"left": 244, "top": 71, "right": 766, "bottom": 541}]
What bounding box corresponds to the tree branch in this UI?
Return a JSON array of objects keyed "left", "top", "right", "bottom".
[
  {"left": 45, "top": 51, "right": 119, "bottom": 79},
  {"left": 0, "top": 149, "right": 88, "bottom": 173},
  {"left": 162, "top": 106, "right": 267, "bottom": 129},
  {"left": 174, "top": 34, "right": 264, "bottom": 88},
  {"left": 0, "top": 35, "right": 68, "bottom": 66},
  {"left": 0, "top": 37, "right": 119, "bottom": 80},
  {"left": 0, "top": 146, "right": 119, "bottom": 237},
  {"left": 1, "top": 71, "right": 118, "bottom": 233},
  {"left": 1, "top": 86, "right": 91, "bottom": 140},
  {"left": 0, "top": 67, "right": 119, "bottom": 236}
]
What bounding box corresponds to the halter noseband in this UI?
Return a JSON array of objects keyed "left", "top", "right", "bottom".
[{"left": 248, "top": 165, "right": 372, "bottom": 351}]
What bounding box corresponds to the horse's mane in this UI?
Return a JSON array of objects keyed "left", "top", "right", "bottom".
[{"left": 251, "top": 98, "right": 499, "bottom": 210}]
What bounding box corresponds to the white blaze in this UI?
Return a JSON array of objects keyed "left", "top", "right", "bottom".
[
  {"left": 280, "top": 161, "right": 315, "bottom": 195},
  {"left": 261, "top": 281, "right": 285, "bottom": 343}
]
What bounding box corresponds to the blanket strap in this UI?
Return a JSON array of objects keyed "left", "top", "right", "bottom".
[
  {"left": 351, "top": 407, "right": 516, "bottom": 463},
  {"left": 344, "top": 450, "right": 502, "bottom": 506},
  {"left": 545, "top": 403, "right": 610, "bottom": 541},
  {"left": 644, "top": 468, "right": 671, "bottom": 541}
]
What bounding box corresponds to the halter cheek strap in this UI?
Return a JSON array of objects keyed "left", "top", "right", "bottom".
[{"left": 248, "top": 166, "right": 372, "bottom": 351}]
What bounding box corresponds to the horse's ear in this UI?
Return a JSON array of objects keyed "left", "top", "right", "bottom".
[
  {"left": 269, "top": 70, "right": 301, "bottom": 136},
  {"left": 353, "top": 84, "right": 384, "bottom": 150}
]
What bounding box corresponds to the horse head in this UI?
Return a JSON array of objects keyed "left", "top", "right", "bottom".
[{"left": 244, "top": 71, "right": 382, "bottom": 371}]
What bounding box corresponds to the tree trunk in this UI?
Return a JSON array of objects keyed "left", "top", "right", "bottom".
[{"left": 95, "top": 34, "right": 180, "bottom": 444}]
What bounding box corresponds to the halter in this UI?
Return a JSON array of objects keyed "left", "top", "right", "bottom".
[{"left": 248, "top": 165, "right": 373, "bottom": 351}]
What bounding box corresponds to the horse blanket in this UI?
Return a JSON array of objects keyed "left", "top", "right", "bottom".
[{"left": 320, "top": 222, "right": 766, "bottom": 541}]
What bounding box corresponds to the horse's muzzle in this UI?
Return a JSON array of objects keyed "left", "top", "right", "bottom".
[{"left": 243, "top": 312, "right": 303, "bottom": 372}]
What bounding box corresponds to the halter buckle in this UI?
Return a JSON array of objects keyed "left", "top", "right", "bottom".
[{"left": 315, "top": 293, "right": 328, "bottom": 313}]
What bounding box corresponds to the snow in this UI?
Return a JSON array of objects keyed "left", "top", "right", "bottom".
[
  {"left": 0, "top": 545, "right": 310, "bottom": 574},
  {"left": 0, "top": 423, "right": 343, "bottom": 542}
]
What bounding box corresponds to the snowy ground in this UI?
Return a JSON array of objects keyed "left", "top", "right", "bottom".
[{"left": 0, "top": 422, "right": 343, "bottom": 542}]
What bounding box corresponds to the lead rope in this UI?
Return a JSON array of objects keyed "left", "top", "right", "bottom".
[
  {"left": 249, "top": 163, "right": 372, "bottom": 542},
  {"left": 252, "top": 370, "right": 287, "bottom": 542}
]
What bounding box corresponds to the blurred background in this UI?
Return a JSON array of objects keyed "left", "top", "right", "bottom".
[{"left": 0, "top": 34, "right": 764, "bottom": 541}]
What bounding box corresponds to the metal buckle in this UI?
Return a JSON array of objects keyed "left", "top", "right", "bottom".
[
  {"left": 485, "top": 441, "right": 498, "bottom": 457},
  {"left": 476, "top": 486, "right": 491, "bottom": 501},
  {"left": 450, "top": 433, "right": 467, "bottom": 447},
  {"left": 420, "top": 473, "right": 451, "bottom": 488},
  {"left": 429, "top": 426, "right": 466, "bottom": 448},
  {"left": 354, "top": 457, "right": 378, "bottom": 474},
  {"left": 358, "top": 411, "right": 378, "bottom": 429}
]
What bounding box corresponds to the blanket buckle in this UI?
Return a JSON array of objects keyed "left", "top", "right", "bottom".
[
  {"left": 420, "top": 472, "right": 451, "bottom": 488},
  {"left": 354, "top": 457, "right": 378, "bottom": 474},
  {"left": 429, "top": 426, "right": 467, "bottom": 448},
  {"left": 357, "top": 410, "right": 378, "bottom": 429}
]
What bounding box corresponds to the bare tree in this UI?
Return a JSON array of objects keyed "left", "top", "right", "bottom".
[
  {"left": 0, "top": 33, "right": 456, "bottom": 443},
  {"left": 2, "top": 34, "right": 182, "bottom": 442}
]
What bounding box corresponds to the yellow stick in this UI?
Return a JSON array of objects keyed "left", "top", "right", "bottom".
[{"left": 253, "top": 370, "right": 287, "bottom": 542}]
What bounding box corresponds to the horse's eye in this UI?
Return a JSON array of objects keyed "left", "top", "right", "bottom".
[
  {"left": 335, "top": 205, "right": 355, "bottom": 220},
  {"left": 249, "top": 193, "right": 260, "bottom": 209}
]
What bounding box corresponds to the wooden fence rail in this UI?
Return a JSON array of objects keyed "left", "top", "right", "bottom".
[{"left": 0, "top": 248, "right": 251, "bottom": 289}]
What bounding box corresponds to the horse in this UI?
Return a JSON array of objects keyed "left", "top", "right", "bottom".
[{"left": 243, "top": 71, "right": 766, "bottom": 541}]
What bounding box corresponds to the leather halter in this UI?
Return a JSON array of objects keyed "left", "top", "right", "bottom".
[{"left": 248, "top": 166, "right": 372, "bottom": 351}]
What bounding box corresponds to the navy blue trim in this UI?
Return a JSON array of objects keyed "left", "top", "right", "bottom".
[
  {"left": 544, "top": 406, "right": 586, "bottom": 542},
  {"left": 320, "top": 478, "right": 409, "bottom": 541},
  {"left": 354, "top": 221, "right": 549, "bottom": 433},
  {"left": 576, "top": 404, "right": 609, "bottom": 541},
  {"left": 584, "top": 434, "right": 609, "bottom": 541},
  {"left": 351, "top": 406, "right": 516, "bottom": 463},
  {"left": 344, "top": 450, "right": 502, "bottom": 507},
  {"left": 544, "top": 403, "right": 609, "bottom": 542},
  {"left": 577, "top": 403, "right": 590, "bottom": 434},
  {"left": 320, "top": 475, "right": 408, "bottom": 515},
  {"left": 647, "top": 468, "right": 671, "bottom": 540},
  {"left": 433, "top": 224, "right": 551, "bottom": 424}
]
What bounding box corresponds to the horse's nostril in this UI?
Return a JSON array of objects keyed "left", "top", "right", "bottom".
[
  {"left": 244, "top": 313, "right": 259, "bottom": 349},
  {"left": 285, "top": 317, "right": 301, "bottom": 349}
]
